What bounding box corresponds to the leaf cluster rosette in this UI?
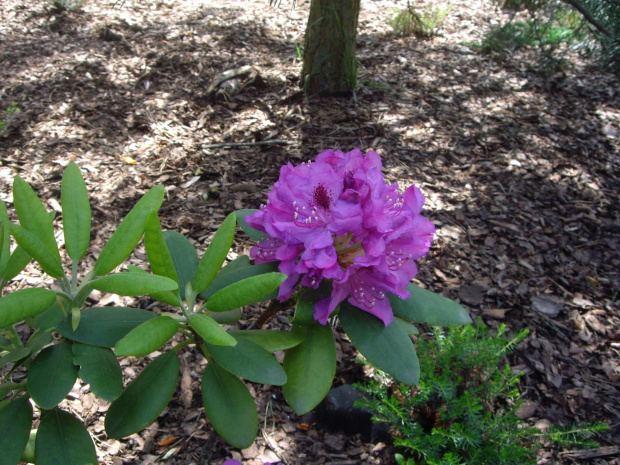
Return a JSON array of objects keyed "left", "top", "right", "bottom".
[{"left": 246, "top": 148, "right": 436, "bottom": 326}]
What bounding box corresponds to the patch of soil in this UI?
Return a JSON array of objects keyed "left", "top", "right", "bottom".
[{"left": 1, "top": 0, "right": 619, "bottom": 464}]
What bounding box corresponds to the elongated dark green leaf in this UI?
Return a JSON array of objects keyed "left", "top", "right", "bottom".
[
  {"left": 206, "top": 273, "right": 287, "bottom": 312},
  {"left": 193, "top": 212, "right": 236, "bottom": 294},
  {"left": 26, "top": 331, "right": 54, "bottom": 354},
  {"left": 0, "top": 288, "right": 56, "bottom": 328},
  {"left": 390, "top": 284, "right": 472, "bottom": 326},
  {"left": 29, "top": 344, "right": 79, "bottom": 409},
  {"left": 200, "top": 260, "right": 279, "bottom": 300},
  {"left": 61, "top": 162, "right": 91, "bottom": 262},
  {"left": 395, "top": 316, "right": 420, "bottom": 335},
  {"left": 57, "top": 307, "right": 157, "bottom": 347},
  {"left": 26, "top": 301, "right": 64, "bottom": 332},
  {"left": 0, "top": 382, "right": 24, "bottom": 399},
  {"left": 0, "top": 347, "right": 30, "bottom": 369},
  {"left": 60, "top": 165, "right": 89, "bottom": 262},
  {"left": 36, "top": 408, "right": 97, "bottom": 465},
  {"left": 93, "top": 185, "right": 164, "bottom": 276},
  {"left": 0, "top": 208, "right": 11, "bottom": 278},
  {"left": 293, "top": 281, "right": 332, "bottom": 325},
  {"left": 12, "top": 176, "right": 58, "bottom": 256},
  {"left": 215, "top": 254, "right": 250, "bottom": 276},
  {"left": 209, "top": 308, "right": 242, "bottom": 324},
  {"left": 0, "top": 396, "right": 33, "bottom": 465},
  {"left": 125, "top": 265, "right": 181, "bottom": 306},
  {"left": 144, "top": 211, "right": 178, "bottom": 282},
  {"left": 235, "top": 209, "right": 267, "bottom": 241},
  {"left": 163, "top": 231, "right": 198, "bottom": 300},
  {"left": 8, "top": 224, "right": 64, "bottom": 279},
  {"left": 339, "top": 302, "right": 420, "bottom": 385},
  {"left": 90, "top": 272, "right": 178, "bottom": 296},
  {"left": 188, "top": 313, "right": 236, "bottom": 346},
  {"left": 201, "top": 361, "right": 257, "bottom": 448},
  {"left": 72, "top": 343, "right": 122, "bottom": 401},
  {"left": 115, "top": 316, "right": 178, "bottom": 357},
  {"left": 207, "top": 337, "right": 287, "bottom": 385},
  {"left": 1, "top": 245, "right": 31, "bottom": 283},
  {"left": 282, "top": 324, "right": 336, "bottom": 415},
  {"left": 229, "top": 330, "right": 304, "bottom": 352},
  {"left": 105, "top": 351, "right": 179, "bottom": 438}
]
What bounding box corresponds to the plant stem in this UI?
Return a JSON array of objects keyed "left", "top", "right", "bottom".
[
  {"left": 171, "top": 339, "right": 194, "bottom": 353},
  {"left": 255, "top": 298, "right": 293, "bottom": 329},
  {"left": 8, "top": 325, "right": 24, "bottom": 348}
]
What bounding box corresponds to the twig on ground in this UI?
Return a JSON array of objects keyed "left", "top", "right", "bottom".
[{"left": 202, "top": 140, "right": 294, "bottom": 149}]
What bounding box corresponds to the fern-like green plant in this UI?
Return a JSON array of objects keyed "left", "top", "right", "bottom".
[{"left": 359, "top": 320, "right": 608, "bottom": 465}]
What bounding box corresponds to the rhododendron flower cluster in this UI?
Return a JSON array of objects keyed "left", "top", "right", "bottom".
[{"left": 247, "top": 149, "right": 435, "bottom": 326}]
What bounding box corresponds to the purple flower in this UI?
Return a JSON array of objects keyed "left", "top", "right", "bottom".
[{"left": 247, "top": 149, "right": 435, "bottom": 326}]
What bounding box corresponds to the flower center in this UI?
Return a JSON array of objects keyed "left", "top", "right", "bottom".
[
  {"left": 312, "top": 184, "right": 331, "bottom": 210},
  {"left": 334, "top": 233, "right": 365, "bottom": 270}
]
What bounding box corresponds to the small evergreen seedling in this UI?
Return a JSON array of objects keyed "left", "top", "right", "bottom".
[{"left": 360, "top": 320, "right": 608, "bottom": 465}]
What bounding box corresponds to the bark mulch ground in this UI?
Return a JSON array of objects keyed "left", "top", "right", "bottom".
[{"left": 1, "top": 0, "right": 619, "bottom": 464}]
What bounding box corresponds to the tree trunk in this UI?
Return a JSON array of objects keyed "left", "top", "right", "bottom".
[{"left": 300, "top": 0, "right": 361, "bottom": 96}]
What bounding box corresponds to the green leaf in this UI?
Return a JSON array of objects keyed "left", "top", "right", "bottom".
[
  {"left": 389, "top": 284, "right": 472, "bottom": 326},
  {"left": 395, "top": 316, "right": 420, "bottom": 335},
  {"left": 235, "top": 209, "right": 268, "bottom": 241},
  {"left": 0, "top": 347, "right": 31, "bottom": 369},
  {"left": 0, "top": 209, "right": 11, "bottom": 279},
  {"left": 61, "top": 162, "right": 91, "bottom": 262},
  {"left": 201, "top": 361, "right": 257, "bottom": 448},
  {"left": 105, "top": 351, "right": 179, "bottom": 438},
  {"left": 0, "top": 288, "right": 57, "bottom": 328},
  {"left": 339, "top": 302, "right": 420, "bottom": 385},
  {"left": 144, "top": 211, "right": 178, "bottom": 282},
  {"left": 124, "top": 265, "right": 181, "bottom": 307},
  {"left": 8, "top": 224, "right": 64, "bottom": 279},
  {"left": 114, "top": 316, "right": 178, "bottom": 357},
  {"left": 163, "top": 231, "right": 198, "bottom": 300},
  {"left": 20, "top": 430, "right": 36, "bottom": 464},
  {"left": 71, "top": 307, "right": 80, "bottom": 331},
  {"left": 0, "top": 396, "right": 33, "bottom": 465},
  {"left": 90, "top": 272, "right": 178, "bottom": 296},
  {"left": 229, "top": 330, "right": 304, "bottom": 352},
  {"left": 193, "top": 212, "right": 236, "bottom": 294},
  {"left": 207, "top": 337, "right": 287, "bottom": 385},
  {"left": 0, "top": 382, "right": 24, "bottom": 399},
  {"left": 282, "top": 324, "right": 336, "bottom": 415},
  {"left": 293, "top": 281, "right": 332, "bottom": 325},
  {"left": 1, "top": 245, "right": 31, "bottom": 283},
  {"left": 72, "top": 343, "right": 123, "bottom": 401},
  {"left": 36, "top": 408, "right": 97, "bottom": 465},
  {"left": 188, "top": 313, "right": 236, "bottom": 346},
  {"left": 26, "top": 301, "right": 64, "bottom": 331},
  {"left": 200, "top": 260, "right": 279, "bottom": 300},
  {"left": 57, "top": 307, "right": 157, "bottom": 347},
  {"left": 26, "top": 331, "right": 54, "bottom": 354},
  {"left": 93, "top": 185, "right": 164, "bottom": 276},
  {"left": 209, "top": 308, "right": 243, "bottom": 324},
  {"left": 205, "top": 272, "right": 287, "bottom": 312},
  {"left": 12, "top": 176, "right": 58, "bottom": 257},
  {"left": 28, "top": 344, "right": 79, "bottom": 409},
  {"left": 216, "top": 254, "right": 250, "bottom": 275}
]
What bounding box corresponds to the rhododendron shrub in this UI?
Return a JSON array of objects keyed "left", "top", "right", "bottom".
[
  {"left": 238, "top": 149, "right": 471, "bottom": 417},
  {"left": 0, "top": 153, "right": 470, "bottom": 462}
]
